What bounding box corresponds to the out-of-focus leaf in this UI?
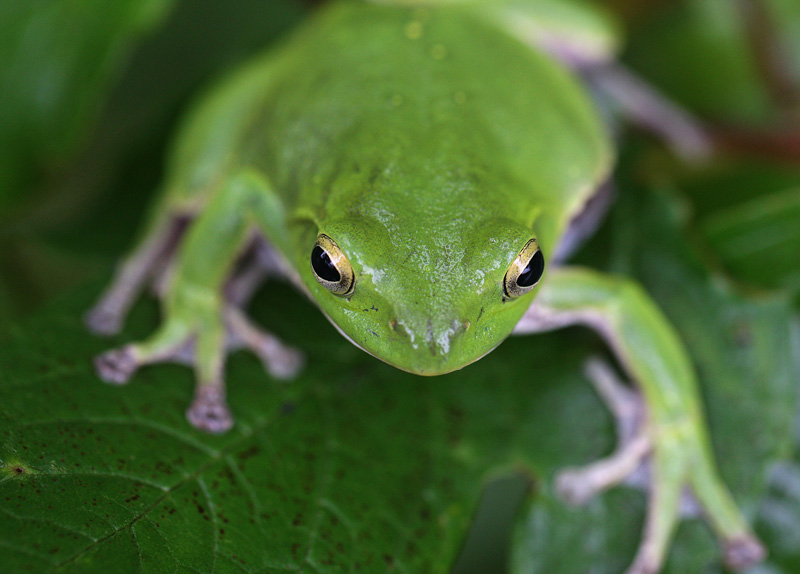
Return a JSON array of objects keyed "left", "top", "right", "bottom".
[
  {"left": 639, "top": 151, "right": 800, "bottom": 294},
  {"left": 34, "top": 0, "right": 306, "bottom": 234},
  {"left": 757, "top": 461, "right": 800, "bottom": 574},
  {"left": 766, "top": 0, "right": 800, "bottom": 89},
  {"left": 623, "top": 0, "right": 772, "bottom": 122},
  {"left": 674, "top": 157, "right": 800, "bottom": 216},
  {"left": 0, "top": 0, "right": 176, "bottom": 209},
  {"left": 0, "top": 0, "right": 306, "bottom": 320},
  {"left": 702, "top": 186, "right": 800, "bottom": 292}
]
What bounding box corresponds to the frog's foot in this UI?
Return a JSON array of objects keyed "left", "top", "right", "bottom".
[
  {"left": 560, "top": 358, "right": 765, "bottom": 574},
  {"left": 91, "top": 311, "right": 234, "bottom": 433},
  {"left": 95, "top": 345, "right": 141, "bottom": 385},
  {"left": 186, "top": 386, "right": 233, "bottom": 434},
  {"left": 95, "top": 338, "right": 195, "bottom": 385},
  {"left": 225, "top": 306, "right": 305, "bottom": 380},
  {"left": 556, "top": 435, "right": 651, "bottom": 505},
  {"left": 92, "top": 302, "right": 302, "bottom": 432},
  {"left": 85, "top": 307, "right": 125, "bottom": 337},
  {"left": 94, "top": 307, "right": 303, "bottom": 382},
  {"left": 725, "top": 537, "right": 769, "bottom": 569}
]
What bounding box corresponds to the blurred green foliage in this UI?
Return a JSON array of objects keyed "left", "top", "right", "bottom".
[
  {"left": 1, "top": 0, "right": 799, "bottom": 572},
  {"left": 0, "top": 0, "right": 305, "bottom": 319},
  {"left": 621, "top": 0, "right": 800, "bottom": 296},
  {"left": 0, "top": 0, "right": 176, "bottom": 209}
]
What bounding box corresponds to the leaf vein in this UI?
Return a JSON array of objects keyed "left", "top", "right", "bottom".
[{"left": 51, "top": 408, "right": 305, "bottom": 570}]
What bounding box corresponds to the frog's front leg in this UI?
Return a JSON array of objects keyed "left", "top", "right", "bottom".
[
  {"left": 513, "top": 267, "right": 764, "bottom": 573},
  {"left": 93, "top": 172, "right": 303, "bottom": 433}
]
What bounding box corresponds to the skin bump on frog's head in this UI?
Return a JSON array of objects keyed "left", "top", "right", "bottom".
[{"left": 296, "top": 214, "right": 545, "bottom": 376}]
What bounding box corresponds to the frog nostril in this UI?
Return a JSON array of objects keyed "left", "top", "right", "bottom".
[{"left": 452, "top": 319, "right": 468, "bottom": 334}]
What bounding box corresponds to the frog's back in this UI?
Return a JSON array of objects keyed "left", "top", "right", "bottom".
[
  {"left": 168, "top": 2, "right": 612, "bottom": 256},
  {"left": 249, "top": 3, "right": 609, "bottom": 249}
]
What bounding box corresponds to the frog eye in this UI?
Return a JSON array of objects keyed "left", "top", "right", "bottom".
[
  {"left": 504, "top": 239, "right": 544, "bottom": 299},
  {"left": 311, "top": 234, "right": 355, "bottom": 296}
]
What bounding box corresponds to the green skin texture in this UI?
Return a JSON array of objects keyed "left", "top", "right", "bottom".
[
  {"left": 162, "top": 1, "right": 610, "bottom": 376},
  {"left": 94, "top": 1, "right": 761, "bottom": 572}
]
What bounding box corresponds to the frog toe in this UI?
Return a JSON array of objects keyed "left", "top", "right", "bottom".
[
  {"left": 555, "top": 471, "right": 597, "bottom": 505},
  {"left": 95, "top": 345, "right": 139, "bottom": 384},
  {"left": 225, "top": 306, "right": 305, "bottom": 381},
  {"left": 555, "top": 431, "right": 651, "bottom": 505},
  {"left": 186, "top": 387, "right": 233, "bottom": 434},
  {"left": 625, "top": 558, "right": 660, "bottom": 574},
  {"left": 85, "top": 306, "right": 124, "bottom": 336},
  {"left": 265, "top": 347, "right": 305, "bottom": 380},
  {"left": 724, "top": 536, "right": 766, "bottom": 569}
]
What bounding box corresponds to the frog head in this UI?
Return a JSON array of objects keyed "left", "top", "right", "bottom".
[{"left": 296, "top": 214, "right": 545, "bottom": 376}]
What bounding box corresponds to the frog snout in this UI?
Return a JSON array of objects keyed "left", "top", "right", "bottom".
[
  {"left": 389, "top": 316, "right": 470, "bottom": 357},
  {"left": 374, "top": 312, "right": 493, "bottom": 376},
  {"left": 422, "top": 317, "right": 470, "bottom": 356}
]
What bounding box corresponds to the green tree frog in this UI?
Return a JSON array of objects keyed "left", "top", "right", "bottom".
[{"left": 85, "top": 1, "right": 765, "bottom": 572}]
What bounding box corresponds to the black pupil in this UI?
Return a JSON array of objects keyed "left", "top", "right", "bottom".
[
  {"left": 311, "top": 245, "right": 341, "bottom": 282},
  {"left": 517, "top": 250, "right": 544, "bottom": 287}
]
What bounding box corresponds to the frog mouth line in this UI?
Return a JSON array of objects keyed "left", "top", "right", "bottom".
[
  {"left": 315, "top": 304, "right": 501, "bottom": 376},
  {"left": 276, "top": 241, "right": 499, "bottom": 375}
]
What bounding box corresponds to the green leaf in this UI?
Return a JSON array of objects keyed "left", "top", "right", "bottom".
[
  {"left": 0, "top": 0, "right": 306, "bottom": 320},
  {"left": 2, "top": 1, "right": 799, "bottom": 572},
  {"left": 622, "top": 0, "right": 772, "bottom": 122},
  {"left": 703, "top": 186, "right": 800, "bottom": 292},
  {"left": 0, "top": 0, "right": 177, "bottom": 208},
  {"left": 0, "top": 284, "right": 564, "bottom": 572},
  {"left": 1, "top": 185, "right": 797, "bottom": 573},
  {"left": 765, "top": 0, "right": 800, "bottom": 89},
  {"left": 637, "top": 152, "right": 800, "bottom": 294}
]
